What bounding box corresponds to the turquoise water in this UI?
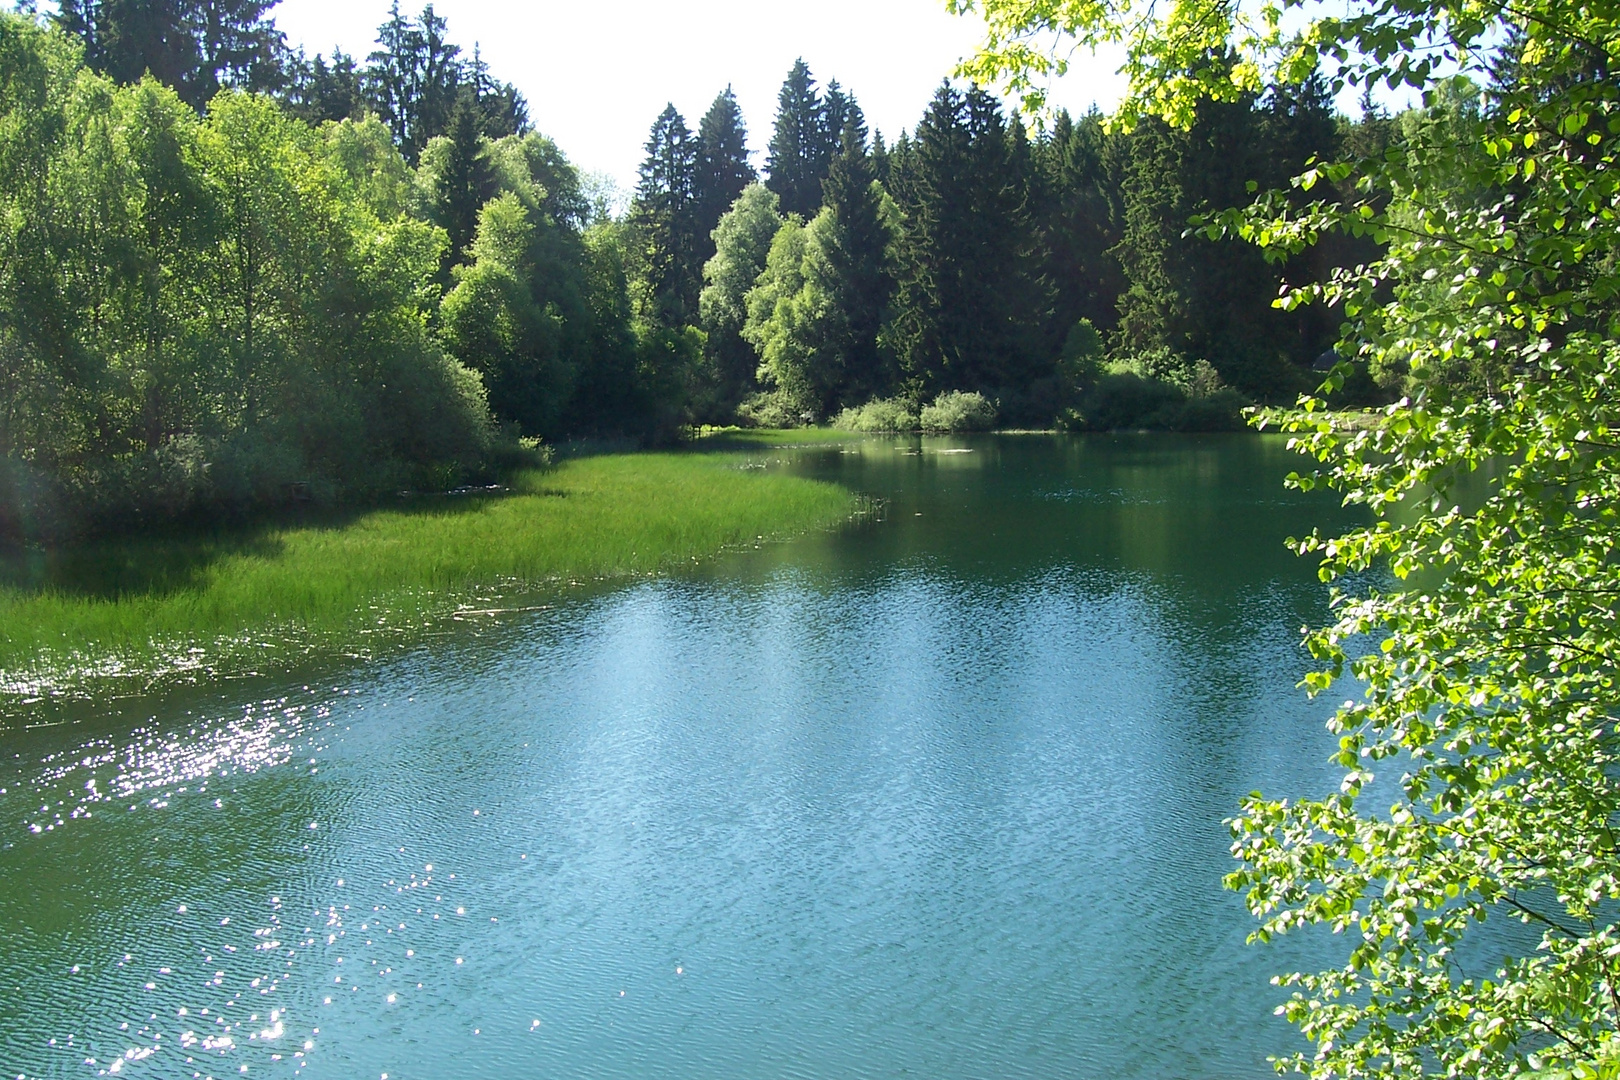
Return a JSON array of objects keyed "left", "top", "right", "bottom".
[{"left": 0, "top": 435, "right": 1359, "bottom": 1079}]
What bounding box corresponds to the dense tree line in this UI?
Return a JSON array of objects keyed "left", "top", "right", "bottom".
[
  {"left": 661, "top": 62, "right": 1384, "bottom": 430},
  {"left": 0, "top": 7, "right": 684, "bottom": 541},
  {"left": 0, "top": 2, "right": 1392, "bottom": 540}
]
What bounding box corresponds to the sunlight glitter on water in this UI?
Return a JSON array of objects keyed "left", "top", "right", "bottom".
[
  {"left": 12, "top": 693, "right": 344, "bottom": 836},
  {"left": 1, "top": 436, "right": 1369, "bottom": 1080}
]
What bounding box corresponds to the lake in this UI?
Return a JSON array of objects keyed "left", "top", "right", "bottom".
[{"left": 0, "top": 434, "right": 1360, "bottom": 1080}]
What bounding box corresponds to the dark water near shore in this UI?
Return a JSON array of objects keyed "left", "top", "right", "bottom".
[{"left": 0, "top": 434, "right": 1360, "bottom": 1080}]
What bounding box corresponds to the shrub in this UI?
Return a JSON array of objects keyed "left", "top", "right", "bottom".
[
  {"left": 919, "top": 391, "right": 998, "bottom": 432},
  {"left": 1106, "top": 348, "right": 1225, "bottom": 398},
  {"left": 1076, "top": 374, "right": 1183, "bottom": 430},
  {"left": 833, "top": 397, "right": 919, "bottom": 432},
  {"left": 1161, "top": 388, "right": 1250, "bottom": 431},
  {"left": 735, "top": 390, "right": 805, "bottom": 428},
  {"left": 1057, "top": 318, "right": 1106, "bottom": 401}
]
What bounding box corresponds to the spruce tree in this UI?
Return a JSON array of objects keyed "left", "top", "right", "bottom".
[
  {"left": 433, "top": 91, "right": 497, "bottom": 272},
  {"left": 54, "top": 0, "right": 283, "bottom": 110},
  {"left": 870, "top": 130, "right": 891, "bottom": 187},
  {"left": 283, "top": 48, "right": 364, "bottom": 124},
  {"left": 820, "top": 80, "right": 865, "bottom": 171},
  {"left": 185, "top": 0, "right": 285, "bottom": 105},
  {"left": 631, "top": 104, "right": 701, "bottom": 328},
  {"left": 765, "top": 59, "right": 825, "bottom": 218},
  {"left": 890, "top": 84, "right": 1045, "bottom": 405},
  {"left": 1258, "top": 74, "right": 1344, "bottom": 371},
  {"left": 1110, "top": 115, "right": 1190, "bottom": 358},
  {"left": 466, "top": 44, "right": 529, "bottom": 139},
  {"left": 693, "top": 87, "right": 756, "bottom": 267},
  {"left": 806, "top": 125, "right": 895, "bottom": 407},
  {"left": 1109, "top": 91, "right": 1309, "bottom": 396},
  {"left": 1035, "top": 109, "right": 1125, "bottom": 345},
  {"left": 365, "top": 3, "right": 463, "bottom": 162}
]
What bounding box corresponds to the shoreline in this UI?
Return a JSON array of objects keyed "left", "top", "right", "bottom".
[{"left": 0, "top": 449, "right": 857, "bottom": 710}]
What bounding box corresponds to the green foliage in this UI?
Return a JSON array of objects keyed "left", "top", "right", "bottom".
[
  {"left": 633, "top": 322, "right": 707, "bottom": 440},
  {"left": 739, "top": 135, "right": 898, "bottom": 422},
  {"left": 766, "top": 59, "right": 839, "bottom": 219},
  {"left": 1107, "top": 348, "right": 1224, "bottom": 398},
  {"left": 439, "top": 192, "right": 569, "bottom": 436},
  {"left": 734, "top": 389, "right": 804, "bottom": 429},
  {"left": 919, "top": 390, "right": 997, "bottom": 432},
  {"left": 700, "top": 182, "right": 783, "bottom": 416},
  {"left": 889, "top": 84, "right": 1050, "bottom": 417},
  {"left": 571, "top": 221, "right": 645, "bottom": 435},
  {"left": 833, "top": 396, "right": 918, "bottom": 432},
  {"left": 0, "top": 18, "right": 495, "bottom": 540},
  {"left": 1057, "top": 316, "right": 1106, "bottom": 396},
  {"left": 1036, "top": 110, "right": 1126, "bottom": 344},
  {"left": 1109, "top": 87, "right": 1337, "bottom": 397},
  {"left": 630, "top": 103, "right": 702, "bottom": 329},
  {"left": 356, "top": 4, "right": 526, "bottom": 162},
  {"left": 1068, "top": 372, "right": 1246, "bottom": 432},
  {"left": 1071, "top": 374, "right": 1181, "bottom": 430},
  {"left": 959, "top": 0, "right": 1620, "bottom": 1075},
  {"left": 742, "top": 216, "right": 811, "bottom": 412},
  {"left": 693, "top": 86, "right": 756, "bottom": 271},
  {"left": 426, "top": 91, "right": 498, "bottom": 271},
  {"left": 54, "top": 0, "right": 283, "bottom": 111}
]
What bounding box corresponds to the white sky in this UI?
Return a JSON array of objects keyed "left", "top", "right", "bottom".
[{"left": 269, "top": 0, "right": 1129, "bottom": 190}]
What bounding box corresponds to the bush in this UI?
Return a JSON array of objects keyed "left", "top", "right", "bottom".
[
  {"left": 919, "top": 390, "right": 998, "bottom": 432},
  {"left": 833, "top": 397, "right": 919, "bottom": 432},
  {"left": 1069, "top": 350, "right": 1249, "bottom": 432},
  {"left": 1161, "top": 388, "right": 1250, "bottom": 431},
  {"left": 735, "top": 390, "right": 805, "bottom": 428},
  {"left": 1057, "top": 318, "right": 1106, "bottom": 403},
  {"left": 1075, "top": 374, "right": 1184, "bottom": 430},
  {"left": 1107, "top": 348, "right": 1225, "bottom": 398}
]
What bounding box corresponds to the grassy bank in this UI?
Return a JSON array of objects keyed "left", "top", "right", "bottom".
[{"left": 0, "top": 450, "right": 857, "bottom": 703}]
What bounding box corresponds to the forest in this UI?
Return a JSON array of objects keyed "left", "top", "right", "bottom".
[{"left": 0, "top": 0, "right": 1394, "bottom": 540}]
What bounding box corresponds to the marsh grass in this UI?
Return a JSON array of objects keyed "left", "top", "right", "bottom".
[{"left": 0, "top": 452, "right": 855, "bottom": 702}]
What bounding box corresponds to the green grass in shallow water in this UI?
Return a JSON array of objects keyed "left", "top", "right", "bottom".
[{"left": 0, "top": 452, "right": 856, "bottom": 702}]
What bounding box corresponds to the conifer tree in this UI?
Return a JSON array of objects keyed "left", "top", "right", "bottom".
[
  {"left": 820, "top": 80, "right": 865, "bottom": 170},
  {"left": 185, "top": 0, "right": 285, "bottom": 104},
  {"left": 804, "top": 126, "right": 895, "bottom": 407},
  {"left": 765, "top": 59, "right": 826, "bottom": 218},
  {"left": 869, "top": 130, "right": 891, "bottom": 187},
  {"left": 365, "top": 3, "right": 462, "bottom": 162},
  {"left": 463, "top": 45, "right": 528, "bottom": 139},
  {"left": 890, "top": 84, "right": 1046, "bottom": 405},
  {"left": 432, "top": 91, "right": 497, "bottom": 271},
  {"left": 693, "top": 87, "right": 756, "bottom": 267},
  {"left": 1110, "top": 115, "right": 1189, "bottom": 358},
  {"left": 1035, "top": 109, "right": 1125, "bottom": 344},
  {"left": 1108, "top": 92, "right": 1313, "bottom": 395},
  {"left": 54, "top": 0, "right": 284, "bottom": 110},
  {"left": 283, "top": 48, "right": 363, "bottom": 124},
  {"left": 631, "top": 104, "right": 701, "bottom": 328},
  {"left": 743, "top": 125, "right": 897, "bottom": 419}
]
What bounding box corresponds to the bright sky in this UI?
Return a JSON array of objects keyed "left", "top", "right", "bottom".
[{"left": 269, "top": 0, "right": 1129, "bottom": 191}]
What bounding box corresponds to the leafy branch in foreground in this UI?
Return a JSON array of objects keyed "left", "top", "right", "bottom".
[{"left": 956, "top": 0, "right": 1620, "bottom": 1075}]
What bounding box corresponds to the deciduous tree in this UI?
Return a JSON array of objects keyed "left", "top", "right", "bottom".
[{"left": 955, "top": 0, "right": 1620, "bottom": 1073}]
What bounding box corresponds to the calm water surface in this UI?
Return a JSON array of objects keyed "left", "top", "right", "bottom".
[{"left": 0, "top": 435, "right": 1361, "bottom": 1080}]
